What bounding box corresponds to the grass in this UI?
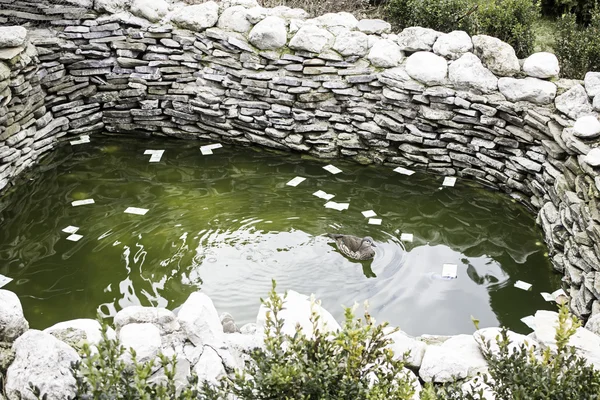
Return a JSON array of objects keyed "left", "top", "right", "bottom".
[{"left": 533, "top": 16, "right": 557, "bottom": 53}]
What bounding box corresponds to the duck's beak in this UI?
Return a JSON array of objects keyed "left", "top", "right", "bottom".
[{"left": 371, "top": 243, "right": 377, "bottom": 247}]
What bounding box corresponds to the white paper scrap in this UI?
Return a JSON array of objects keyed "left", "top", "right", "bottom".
[
  {"left": 72, "top": 199, "right": 95, "bottom": 206},
  {"left": 0, "top": 274, "right": 13, "bottom": 288},
  {"left": 521, "top": 315, "right": 536, "bottom": 329},
  {"left": 324, "top": 201, "right": 349, "bottom": 211},
  {"left": 66, "top": 234, "right": 83, "bottom": 242},
  {"left": 203, "top": 143, "right": 223, "bottom": 150},
  {"left": 362, "top": 210, "right": 377, "bottom": 218},
  {"left": 145, "top": 150, "right": 165, "bottom": 162},
  {"left": 368, "top": 218, "right": 382, "bottom": 225},
  {"left": 70, "top": 135, "right": 90, "bottom": 145},
  {"left": 323, "top": 164, "right": 342, "bottom": 174},
  {"left": 149, "top": 153, "right": 163, "bottom": 162},
  {"left": 200, "top": 147, "right": 213, "bottom": 155},
  {"left": 124, "top": 207, "right": 149, "bottom": 215},
  {"left": 514, "top": 280, "right": 532, "bottom": 291},
  {"left": 552, "top": 288, "right": 567, "bottom": 299},
  {"left": 442, "top": 177, "right": 457, "bottom": 187},
  {"left": 442, "top": 263, "right": 458, "bottom": 279},
  {"left": 541, "top": 292, "right": 555, "bottom": 302},
  {"left": 400, "top": 233, "right": 414, "bottom": 242},
  {"left": 394, "top": 167, "right": 415, "bottom": 176},
  {"left": 62, "top": 226, "right": 79, "bottom": 234},
  {"left": 286, "top": 177, "right": 306, "bottom": 187},
  {"left": 313, "top": 190, "right": 335, "bottom": 200}
]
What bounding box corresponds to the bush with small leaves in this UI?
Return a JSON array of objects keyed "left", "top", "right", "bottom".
[{"left": 554, "top": 9, "right": 600, "bottom": 79}]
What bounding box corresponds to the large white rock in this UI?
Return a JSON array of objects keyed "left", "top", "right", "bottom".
[
  {"left": 0, "top": 289, "right": 28, "bottom": 342},
  {"left": 474, "top": 327, "right": 537, "bottom": 357},
  {"left": 193, "top": 346, "right": 226, "bottom": 384},
  {"left": 405, "top": 51, "right": 448, "bottom": 86},
  {"left": 419, "top": 345, "right": 469, "bottom": 382},
  {"left": 573, "top": 115, "right": 600, "bottom": 139},
  {"left": 442, "top": 335, "right": 488, "bottom": 376},
  {"left": 270, "top": 6, "right": 309, "bottom": 20},
  {"left": 333, "top": 30, "right": 369, "bottom": 57},
  {"left": 585, "top": 72, "right": 600, "bottom": 98},
  {"left": 217, "top": 6, "right": 252, "bottom": 33},
  {"left": 312, "top": 12, "right": 358, "bottom": 35},
  {"left": 289, "top": 25, "right": 334, "bottom": 53},
  {"left": 397, "top": 27, "right": 441, "bottom": 52},
  {"left": 249, "top": 16, "right": 287, "bottom": 50},
  {"left": 170, "top": 2, "right": 219, "bottom": 31},
  {"left": 367, "top": 39, "right": 403, "bottom": 68},
  {"left": 256, "top": 291, "right": 341, "bottom": 338},
  {"left": 5, "top": 330, "right": 80, "bottom": 400},
  {"left": 44, "top": 318, "right": 116, "bottom": 348},
  {"left": 119, "top": 323, "right": 161, "bottom": 363},
  {"left": 555, "top": 84, "right": 594, "bottom": 120},
  {"left": 0, "top": 26, "right": 27, "bottom": 48},
  {"left": 177, "top": 292, "right": 224, "bottom": 347},
  {"left": 533, "top": 310, "right": 600, "bottom": 369},
  {"left": 114, "top": 306, "right": 180, "bottom": 334},
  {"left": 94, "top": 0, "right": 132, "bottom": 13},
  {"left": 219, "top": 0, "right": 259, "bottom": 9},
  {"left": 358, "top": 19, "right": 391, "bottom": 35},
  {"left": 586, "top": 313, "right": 600, "bottom": 335},
  {"left": 130, "top": 0, "right": 169, "bottom": 22},
  {"left": 433, "top": 30, "right": 473, "bottom": 60},
  {"left": 583, "top": 148, "right": 600, "bottom": 167},
  {"left": 523, "top": 52, "right": 560, "bottom": 79},
  {"left": 0, "top": 61, "right": 10, "bottom": 81},
  {"left": 472, "top": 35, "right": 520, "bottom": 77},
  {"left": 448, "top": 52, "right": 498, "bottom": 94},
  {"left": 498, "top": 77, "right": 557, "bottom": 105},
  {"left": 386, "top": 329, "right": 427, "bottom": 368}
]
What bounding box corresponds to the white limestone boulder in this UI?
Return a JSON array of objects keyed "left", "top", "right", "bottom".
[
  {"left": 177, "top": 292, "right": 225, "bottom": 347},
  {"left": 474, "top": 327, "right": 538, "bottom": 357},
  {"left": 0, "top": 26, "right": 27, "bottom": 48},
  {"left": 312, "top": 12, "right": 358, "bottom": 35},
  {"left": 256, "top": 290, "right": 341, "bottom": 338},
  {"left": 472, "top": 35, "right": 520, "bottom": 77},
  {"left": 586, "top": 313, "right": 600, "bottom": 335},
  {"left": 249, "top": 16, "right": 287, "bottom": 50},
  {"left": 533, "top": 310, "right": 600, "bottom": 369},
  {"left": 358, "top": 19, "right": 391, "bottom": 35},
  {"left": 60, "top": 0, "right": 93, "bottom": 7},
  {"left": 94, "top": 0, "right": 132, "bottom": 13},
  {"left": 419, "top": 345, "right": 469, "bottom": 382},
  {"left": 433, "top": 30, "right": 473, "bottom": 60},
  {"left": 44, "top": 318, "right": 116, "bottom": 348},
  {"left": 386, "top": 328, "right": 427, "bottom": 368},
  {"left": 0, "top": 61, "right": 10, "bottom": 81},
  {"left": 193, "top": 346, "right": 226, "bottom": 384},
  {"left": 5, "top": 330, "right": 79, "bottom": 400},
  {"left": 555, "top": 84, "right": 594, "bottom": 120},
  {"left": 367, "top": 39, "right": 403, "bottom": 68},
  {"left": 0, "top": 289, "right": 28, "bottom": 343},
  {"left": 594, "top": 95, "right": 600, "bottom": 112},
  {"left": 218, "top": 6, "right": 252, "bottom": 33},
  {"left": 583, "top": 148, "right": 600, "bottom": 167},
  {"left": 498, "top": 77, "right": 557, "bottom": 105},
  {"left": 585, "top": 72, "right": 600, "bottom": 98},
  {"left": 573, "top": 115, "right": 600, "bottom": 139},
  {"left": 246, "top": 6, "right": 268, "bottom": 24},
  {"left": 448, "top": 52, "right": 498, "bottom": 94},
  {"left": 397, "top": 27, "right": 441, "bottom": 52},
  {"left": 405, "top": 51, "right": 448, "bottom": 86},
  {"left": 219, "top": 0, "right": 259, "bottom": 9},
  {"left": 119, "top": 323, "right": 161, "bottom": 364},
  {"left": 170, "top": 2, "right": 219, "bottom": 31},
  {"left": 289, "top": 25, "right": 334, "bottom": 53},
  {"left": 114, "top": 306, "right": 180, "bottom": 334},
  {"left": 130, "top": 0, "right": 169, "bottom": 22},
  {"left": 523, "top": 52, "right": 560, "bottom": 79},
  {"left": 333, "top": 30, "right": 369, "bottom": 57},
  {"left": 270, "top": 6, "right": 309, "bottom": 20}
]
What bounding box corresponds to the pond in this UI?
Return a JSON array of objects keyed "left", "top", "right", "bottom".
[{"left": 0, "top": 136, "right": 562, "bottom": 336}]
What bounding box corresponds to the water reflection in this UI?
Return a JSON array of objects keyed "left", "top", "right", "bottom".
[{"left": 0, "top": 137, "right": 560, "bottom": 335}]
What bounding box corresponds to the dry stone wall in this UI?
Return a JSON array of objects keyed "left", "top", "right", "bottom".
[{"left": 1, "top": 0, "right": 600, "bottom": 320}]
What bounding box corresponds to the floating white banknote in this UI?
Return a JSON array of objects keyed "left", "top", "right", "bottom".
[
  {"left": 62, "top": 226, "right": 79, "bottom": 234},
  {"left": 72, "top": 199, "right": 95, "bottom": 206},
  {"left": 313, "top": 190, "right": 335, "bottom": 200},
  {"left": 368, "top": 218, "right": 382, "bottom": 225},
  {"left": 394, "top": 167, "right": 415, "bottom": 176},
  {"left": 124, "top": 207, "right": 149, "bottom": 215},
  {"left": 0, "top": 274, "right": 13, "bottom": 289},
  {"left": 362, "top": 210, "right": 377, "bottom": 218},
  {"left": 324, "top": 202, "right": 349, "bottom": 211},
  {"left": 442, "top": 264, "right": 458, "bottom": 279},
  {"left": 520, "top": 315, "right": 536, "bottom": 329},
  {"left": 286, "top": 177, "right": 306, "bottom": 187},
  {"left": 66, "top": 234, "right": 83, "bottom": 242},
  {"left": 514, "top": 280, "right": 532, "bottom": 291},
  {"left": 442, "top": 177, "right": 457, "bottom": 187},
  {"left": 323, "top": 164, "right": 342, "bottom": 174},
  {"left": 400, "top": 233, "right": 414, "bottom": 242}
]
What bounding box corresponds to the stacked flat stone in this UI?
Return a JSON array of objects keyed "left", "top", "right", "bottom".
[{"left": 0, "top": 0, "right": 600, "bottom": 320}]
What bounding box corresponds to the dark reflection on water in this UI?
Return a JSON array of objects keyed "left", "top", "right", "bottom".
[{"left": 0, "top": 137, "right": 561, "bottom": 335}]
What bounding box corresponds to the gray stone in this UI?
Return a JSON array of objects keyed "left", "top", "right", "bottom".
[
  {"left": 498, "top": 77, "right": 556, "bottom": 105},
  {"left": 405, "top": 51, "right": 448, "bottom": 86},
  {"left": 193, "top": 346, "right": 226, "bottom": 385},
  {"left": 433, "top": 30, "right": 473, "bottom": 60},
  {"left": 585, "top": 313, "right": 600, "bottom": 335},
  {"left": 44, "top": 319, "right": 116, "bottom": 349},
  {"left": 357, "top": 19, "right": 391, "bottom": 35},
  {"left": 448, "top": 52, "right": 498, "bottom": 94},
  {"left": 5, "top": 330, "right": 79, "bottom": 400},
  {"left": 523, "top": 52, "right": 559, "bottom": 79},
  {"left": 0, "top": 290, "right": 28, "bottom": 343},
  {"left": 220, "top": 312, "right": 239, "bottom": 333},
  {"left": 0, "top": 62, "right": 9, "bottom": 81},
  {"left": 555, "top": 84, "right": 594, "bottom": 120},
  {"left": 289, "top": 25, "right": 334, "bottom": 53},
  {"left": 472, "top": 35, "right": 520, "bottom": 77},
  {"left": 573, "top": 115, "right": 600, "bottom": 139},
  {"left": 333, "top": 30, "right": 369, "bottom": 57},
  {"left": 386, "top": 328, "right": 427, "bottom": 368},
  {"left": 171, "top": 2, "right": 220, "bottom": 31},
  {"left": 584, "top": 72, "right": 600, "bottom": 98},
  {"left": 130, "top": 0, "right": 169, "bottom": 22},
  {"left": 397, "top": 27, "right": 441, "bottom": 52},
  {"left": 367, "top": 39, "right": 403, "bottom": 68},
  {"left": 312, "top": 12, "right": 358, "bottom": 34},
  {"left": 218, "top": 6, "right": 252, "bottom": 33},
  {"left": 583, "top": 148, "right": 600, "bottom": 167},
  {"left": 94, "top": 0, "right": 132, "bottom": 13},
  {"left": 114, "top": 306, "right": 180, "bottom": 334},
  {"left": 178, "top": 292, "right": 224, "bottom": 347},
  {"left": 119, "top": 323, "right": 161, "bottom": 364},
  {"left": 0, "top": 26, "right": 27, "bottom": 48},
  {"left": 249, "top": 16, "right": 287, "bottom": 50}
]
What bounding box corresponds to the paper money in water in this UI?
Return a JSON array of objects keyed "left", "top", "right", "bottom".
[
  {"left": 362, "top": 210, "right": 377, "bottom": 218},
  {"left": 72, "top": 199, "right": 94, "bottom": 206},
  {"left": 286, "top": 177, "right": 306, "bottom": 187},
  {"left": 124, "top": 207, "right": 149, "bottom": 215}
]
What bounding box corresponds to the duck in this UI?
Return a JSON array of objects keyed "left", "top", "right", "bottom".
[{"left": 327, "top": 234, "right": 377, "bottom": 261}]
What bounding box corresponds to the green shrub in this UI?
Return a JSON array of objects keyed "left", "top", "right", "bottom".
[
  {"left": 428, "top": 305, "right": 600, "bottom": 399},
  {"left": 555, "top": 9, "right": 600, "bottom": 79},
  {"left": 541, "top": 0, "right": 596, "bottom": 23},
  {"left": 386, "top": 0, "right": 477, "bottom": 33}
]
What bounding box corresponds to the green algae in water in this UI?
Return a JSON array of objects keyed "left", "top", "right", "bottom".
[{"left": 0, "top": 137, "right": 561, "bottom": 335}]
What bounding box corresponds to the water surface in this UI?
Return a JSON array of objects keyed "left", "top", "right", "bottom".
[{"left": 0, "top": 136, "right": 561, "bottom": 335}]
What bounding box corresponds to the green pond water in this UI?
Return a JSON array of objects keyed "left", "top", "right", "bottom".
[{"left": 0, "top": 136, "right": 562, "bottom": 335}]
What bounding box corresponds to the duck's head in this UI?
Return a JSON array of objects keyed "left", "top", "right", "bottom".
[{"left": 362, "top": 236, "right": 376, "bottom": 247}]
